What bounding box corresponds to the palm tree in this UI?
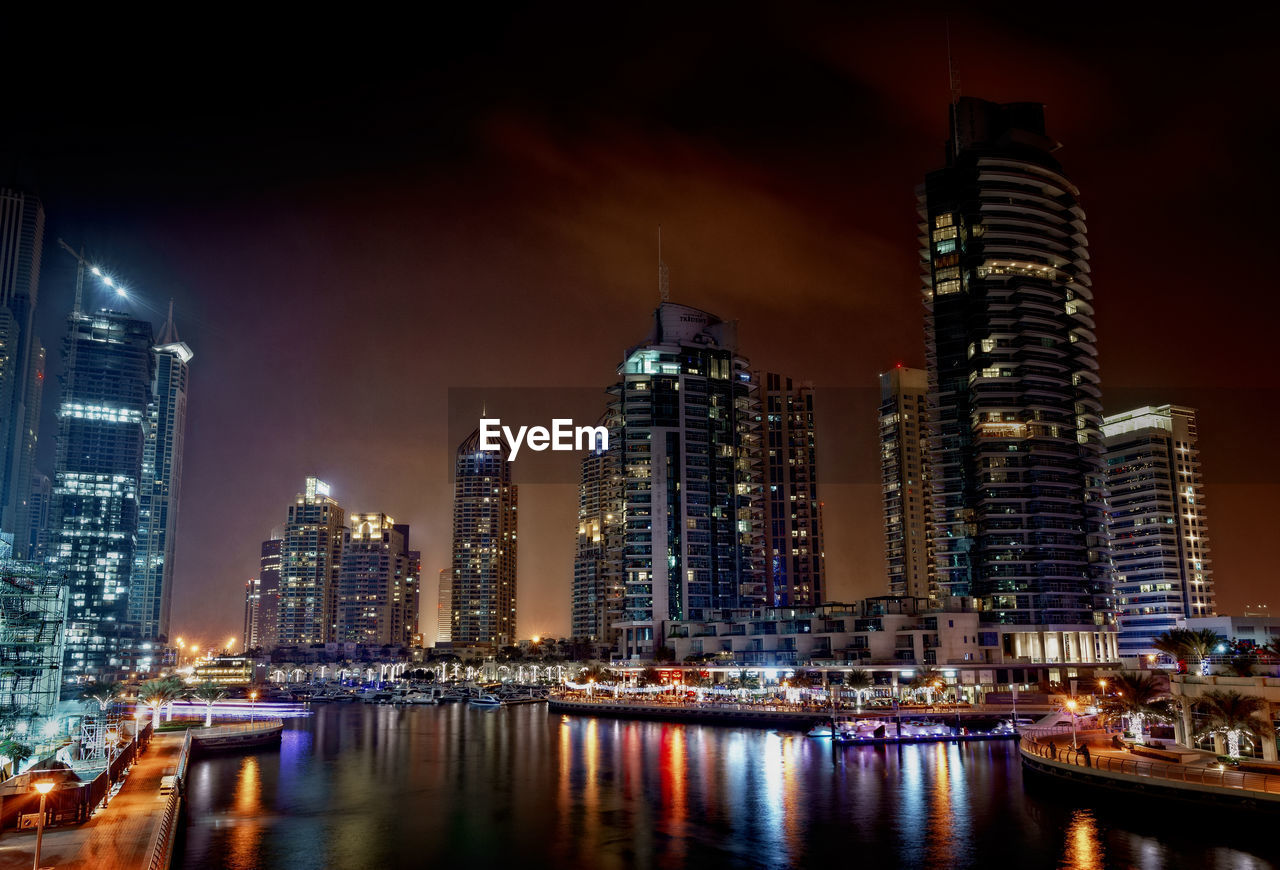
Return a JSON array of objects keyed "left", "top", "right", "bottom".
[
  {"left": 189, "top": 682, "right": 227, "bottom": 727},
  {"left": 844, "top": 669, "right": 872, "bottom": 708},
  {"left": 1100, "top": 670, "right": 1169, "bottom": 739},
  {"left": 638, "top": 666, "right": 661, "bottom": 688},
  {"left": 0, "top": 738, "right": 32, "bottom": 777},
  {"left": 1195, "top": 690, "right": 1273, "bottom": 758},
  {"left": 139, "top": 677, "right": 185, "bottom": 726},
  {"left": 909, "top": 666, "right": 945, "bottom": 704},
  {"left": 1222, "top": 657, "right": 1255, "bottom": 677},
  {"left": 1152, "top": 628, "right": 1220, "bottom": 675},
  {"left": 82, "top": 681, "right": 122, "bottom": 714}
]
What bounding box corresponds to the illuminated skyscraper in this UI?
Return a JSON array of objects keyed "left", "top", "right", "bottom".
[
  {"left": 880, "top": 366, "right": 932, "bottom": 599},
  {"left": 920, "top": 97, "right": 1112, "bottom": 627},
  {"left": 50, "top": 309, "right": 155, "bottom": 682},
  {"left": 1103, "top": 405, "right": 1215, "bottom": 662},
  {"left": 435, "top": 568, "right": 452, "bottom": 645},
  {"left": 613, "top": 303, "right": 764, "bottom": 660},
  {"left": 571, "top": 408, "right": 624, "bottom": 646},
  {"left": 451, "top": 431, "right": 517, "bottom": 648},
  {"left": 336, "top": 513, "right": 416, "bottom": 646},
  {"left": 278, "top": 477, "right": 344, "bottom": 645},
  {"left": 131, "top": 304, "right": 192, "bottom": 640},
  {"left": 244, "top": 538, "right": 281, "bottom": 651},
  {"left": 757, "top": 372, "right": 824, "bottom": 607},
  {"left": 0, "top": 188, "right": 46, "bottom": 559}
]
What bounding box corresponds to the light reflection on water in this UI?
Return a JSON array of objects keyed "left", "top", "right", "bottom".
[{"left": 176, "top": 704, "right": 1278, "bottom": 870}]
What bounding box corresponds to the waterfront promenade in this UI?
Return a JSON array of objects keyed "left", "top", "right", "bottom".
[
  {"left": 0, "top": 732, "right": 184, "bottom": 870},
  {"left": 1020, "top": 732, "right": 1280, "bottom": 808}
]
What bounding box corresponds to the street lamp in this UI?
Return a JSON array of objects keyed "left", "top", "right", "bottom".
[
  {"left": 1065, "top": 697, "right": 1079, "bottom": 749},
  {"left": 249, "top": 691, "right": 258, "bottom": 725},
  {"left": 32, "top": 780, "right": 55, "bottom": 870}
]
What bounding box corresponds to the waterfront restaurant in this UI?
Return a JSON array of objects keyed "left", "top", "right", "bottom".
[{"left": 647, "top": 596, "right": 1121, "bottom": 703}]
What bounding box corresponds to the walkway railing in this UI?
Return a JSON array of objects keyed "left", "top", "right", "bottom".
[
  {"left": 145, "top": 786, "right": 181, "bottom": 870},
  {"left": 1020, "top": 734, "right": 1280, "bottom": 796},
  {"left": 191, "top": 718, "right": 283, "bottom": 739}
]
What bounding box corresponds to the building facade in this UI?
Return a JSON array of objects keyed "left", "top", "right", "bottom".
[
  {"left": 613, "top": 303, "right": 765, "bottom": 660},
  {"left": 571, "top": 409, "right": 624, "bottom": 647},
  {"left": 0, "top": 548, "right": 67, "bottom": 721},
  {"left": 0, "top": 188, "right": 46, "bottom": 560},
  {"left": 1103, "top": 405, "right": 1215, "bottom": 662},
  {"left": 278, "top": 478, "right": 345, "bottom": 645},
  {"left": 131, "top": 306, "right": 192, "bottom": 641},
  {"left": 660, "top": 595, "right": 1120, "bottom": 701},
  {"left": 880, "top": 366, "right": 933, "bottom": 600},
  {"left": 435, "top": 568, "right": 452, "bottom": 645},
  {"left": 920, "top": 98, "right": 1112, "bottom": 628},
  {"left": 243, "top": 538, "right": 282, "bottom": 651},
  {"left": 757, "top": 372, "right": 824, "bottom": 607},
  {"left": 50, "top": 309, "right": 155, "bottom": 684},
  {"left": 451, "top": 430, "right": 517, "bottom": 648},
  {"left": 336, "top": 513, "right": 414, "bottom": 646}
]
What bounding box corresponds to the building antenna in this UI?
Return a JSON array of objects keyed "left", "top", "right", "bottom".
[
  {"left": 658, "top": 225, "right": 670, "bottom": 303},
  {"left": 947, "top": 20, "right": 961, "bottom": 159}
]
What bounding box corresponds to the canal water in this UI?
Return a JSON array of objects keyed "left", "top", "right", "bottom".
[{"left": 176, "top": 703, "right": 1277, "bottom": 869}]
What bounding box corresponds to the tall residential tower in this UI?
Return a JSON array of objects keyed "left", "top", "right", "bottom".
[
  {"left": 1103, "top": 405, "right": 1215, "bottom": 662},
  {"left": 451, "top": 431, "right": 517, "bottom": 648},
  {"left": 277, "top": 477, "right": 344, "bottom": 645},
  {"left": 880, "top": 366, "right": 932, "bottom": 599},
  {"left": 757, "top": 372, "right": 824, "bottom": 607},
  {"left": 613, "top": 303, "right": 764, "bottom": 660},
  {"left": 920, "top": 98, "right": 1112, "bottom": 628},
  {"left": 571, "top": 409, "right": 624, "bottom": 648},
  {"left": 0, "top": 188, "right": 46, "bottom": 559}
]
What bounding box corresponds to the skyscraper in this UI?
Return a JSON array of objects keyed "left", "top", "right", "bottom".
[
  {"left": 131, "top": 304, "right": 192, "bottom": 640},
  {"left": 24, "top": 471, "right": 51, "bottom": 562},
  {"left": 920, "top": 98, "right": 1112, "bottom": 627},
  {"left": 244, "top": 538, "right": 282, "bottom": 651},
  {"left": 435, "top": 568, "right": 452, "bottom": 645},
  {"left": 613, "top": 303, "right": 764, "bottom": 660},
  {"left": 0, "top": 188, "right": 46, "bottom": 559},
  {"left": 450, "top": 429, "right": 517, "bottom": 649},
  {"left": 757, "top": 372, "right": 824, "bottom": 607},
  {"left": 50, "top": 309, "right": 155, "bottom": 682},
  {"left": 1103, "top": 405, "right": 1215, "bottom": 662},
  {"left": 278, "top": 477, "right": 344, "bottom": 646},
  {"left": 336, "top": 513, "right": 414, "bottom": 646},
  {"left": 880, "top": 365, "right": 932, "bottom": 599},
  {"left": 571, "top": 409, "right": 624, "bottom": 646}
]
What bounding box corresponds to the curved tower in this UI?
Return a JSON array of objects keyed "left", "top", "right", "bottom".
[{"left": 921, "top": 98, "right": 1112, "bottom": 628}]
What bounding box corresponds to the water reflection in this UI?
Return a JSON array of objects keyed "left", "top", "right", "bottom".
[{"left": 177, "top": 705, "right": 1278, "bottom": 870}]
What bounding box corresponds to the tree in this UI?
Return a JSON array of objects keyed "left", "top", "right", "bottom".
[
  {"left": 189, "top": 682, "right": 227, "bottom": 727},
  {"left": 1195, "top": 690, "right": 1273, "bottom": 758},
  {"left": 1152, "top": 628, "right": 1220, "bottom": 675},
  {"left": 1098, "top": 670, "right": 1169, "bottom": 739},
  {"left": 0, "top": 739, "right": 32, "bottom": 777},
  {"left": 653, "top": 645, "right": 676, "bottom": 663},
  {"left": 844, "top": 669, "right": 872, "bottom": 707},
  {"left": 909, "top": 667, "right": 944, "bottom": 703},
  {"left": 1221, "top": 657, "right": 1255, "bottom": 678},
  {"left": 139, "top": 677, "right": 185, "bottom": 725},
  {"left": 82, "top": 681, "right": 122, "bottom": 714},
  {"left": 638, "top": 667, "right": 661, "bottom": 687}
]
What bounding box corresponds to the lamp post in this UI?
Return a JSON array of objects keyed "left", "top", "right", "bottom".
[
  {"left": 249, "top": 691, "right": 258, "bottom": 725},
  {"left": 32, "top": 780, "right": 55, "bottom": 870},
  {"left": 1066, "top": 697, "right": 1079, "bottom": 750}
]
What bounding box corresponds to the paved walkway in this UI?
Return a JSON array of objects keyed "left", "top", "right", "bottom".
[{"left": 0, "top": 732, "right": 183, "bottom": 870}]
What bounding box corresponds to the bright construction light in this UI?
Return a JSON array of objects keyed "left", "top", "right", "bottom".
[
  {"left": 91, "top": 267, "right": 102, "bottom": 276},
  {"left": 115, "top": 287, "right": 127, "bottom": 297},
  {"left": 102, "top": 276, "right": 114, "bottom": 287}
]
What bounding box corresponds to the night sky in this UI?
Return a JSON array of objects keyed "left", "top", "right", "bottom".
[{"left": 5, "top": 7, "right": 1277, "bottom": 646}]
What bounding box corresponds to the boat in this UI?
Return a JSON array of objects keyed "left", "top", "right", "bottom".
[
  {"left": 469, "top": 694, "right": 504, "bottom": 707},
  {"left": 401, "top": 692, "right": 438, "bottom": 705}
]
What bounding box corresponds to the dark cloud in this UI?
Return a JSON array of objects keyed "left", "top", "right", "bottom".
[{"left": 8, "top": 6, "right": 1277, "bottom": 644}]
